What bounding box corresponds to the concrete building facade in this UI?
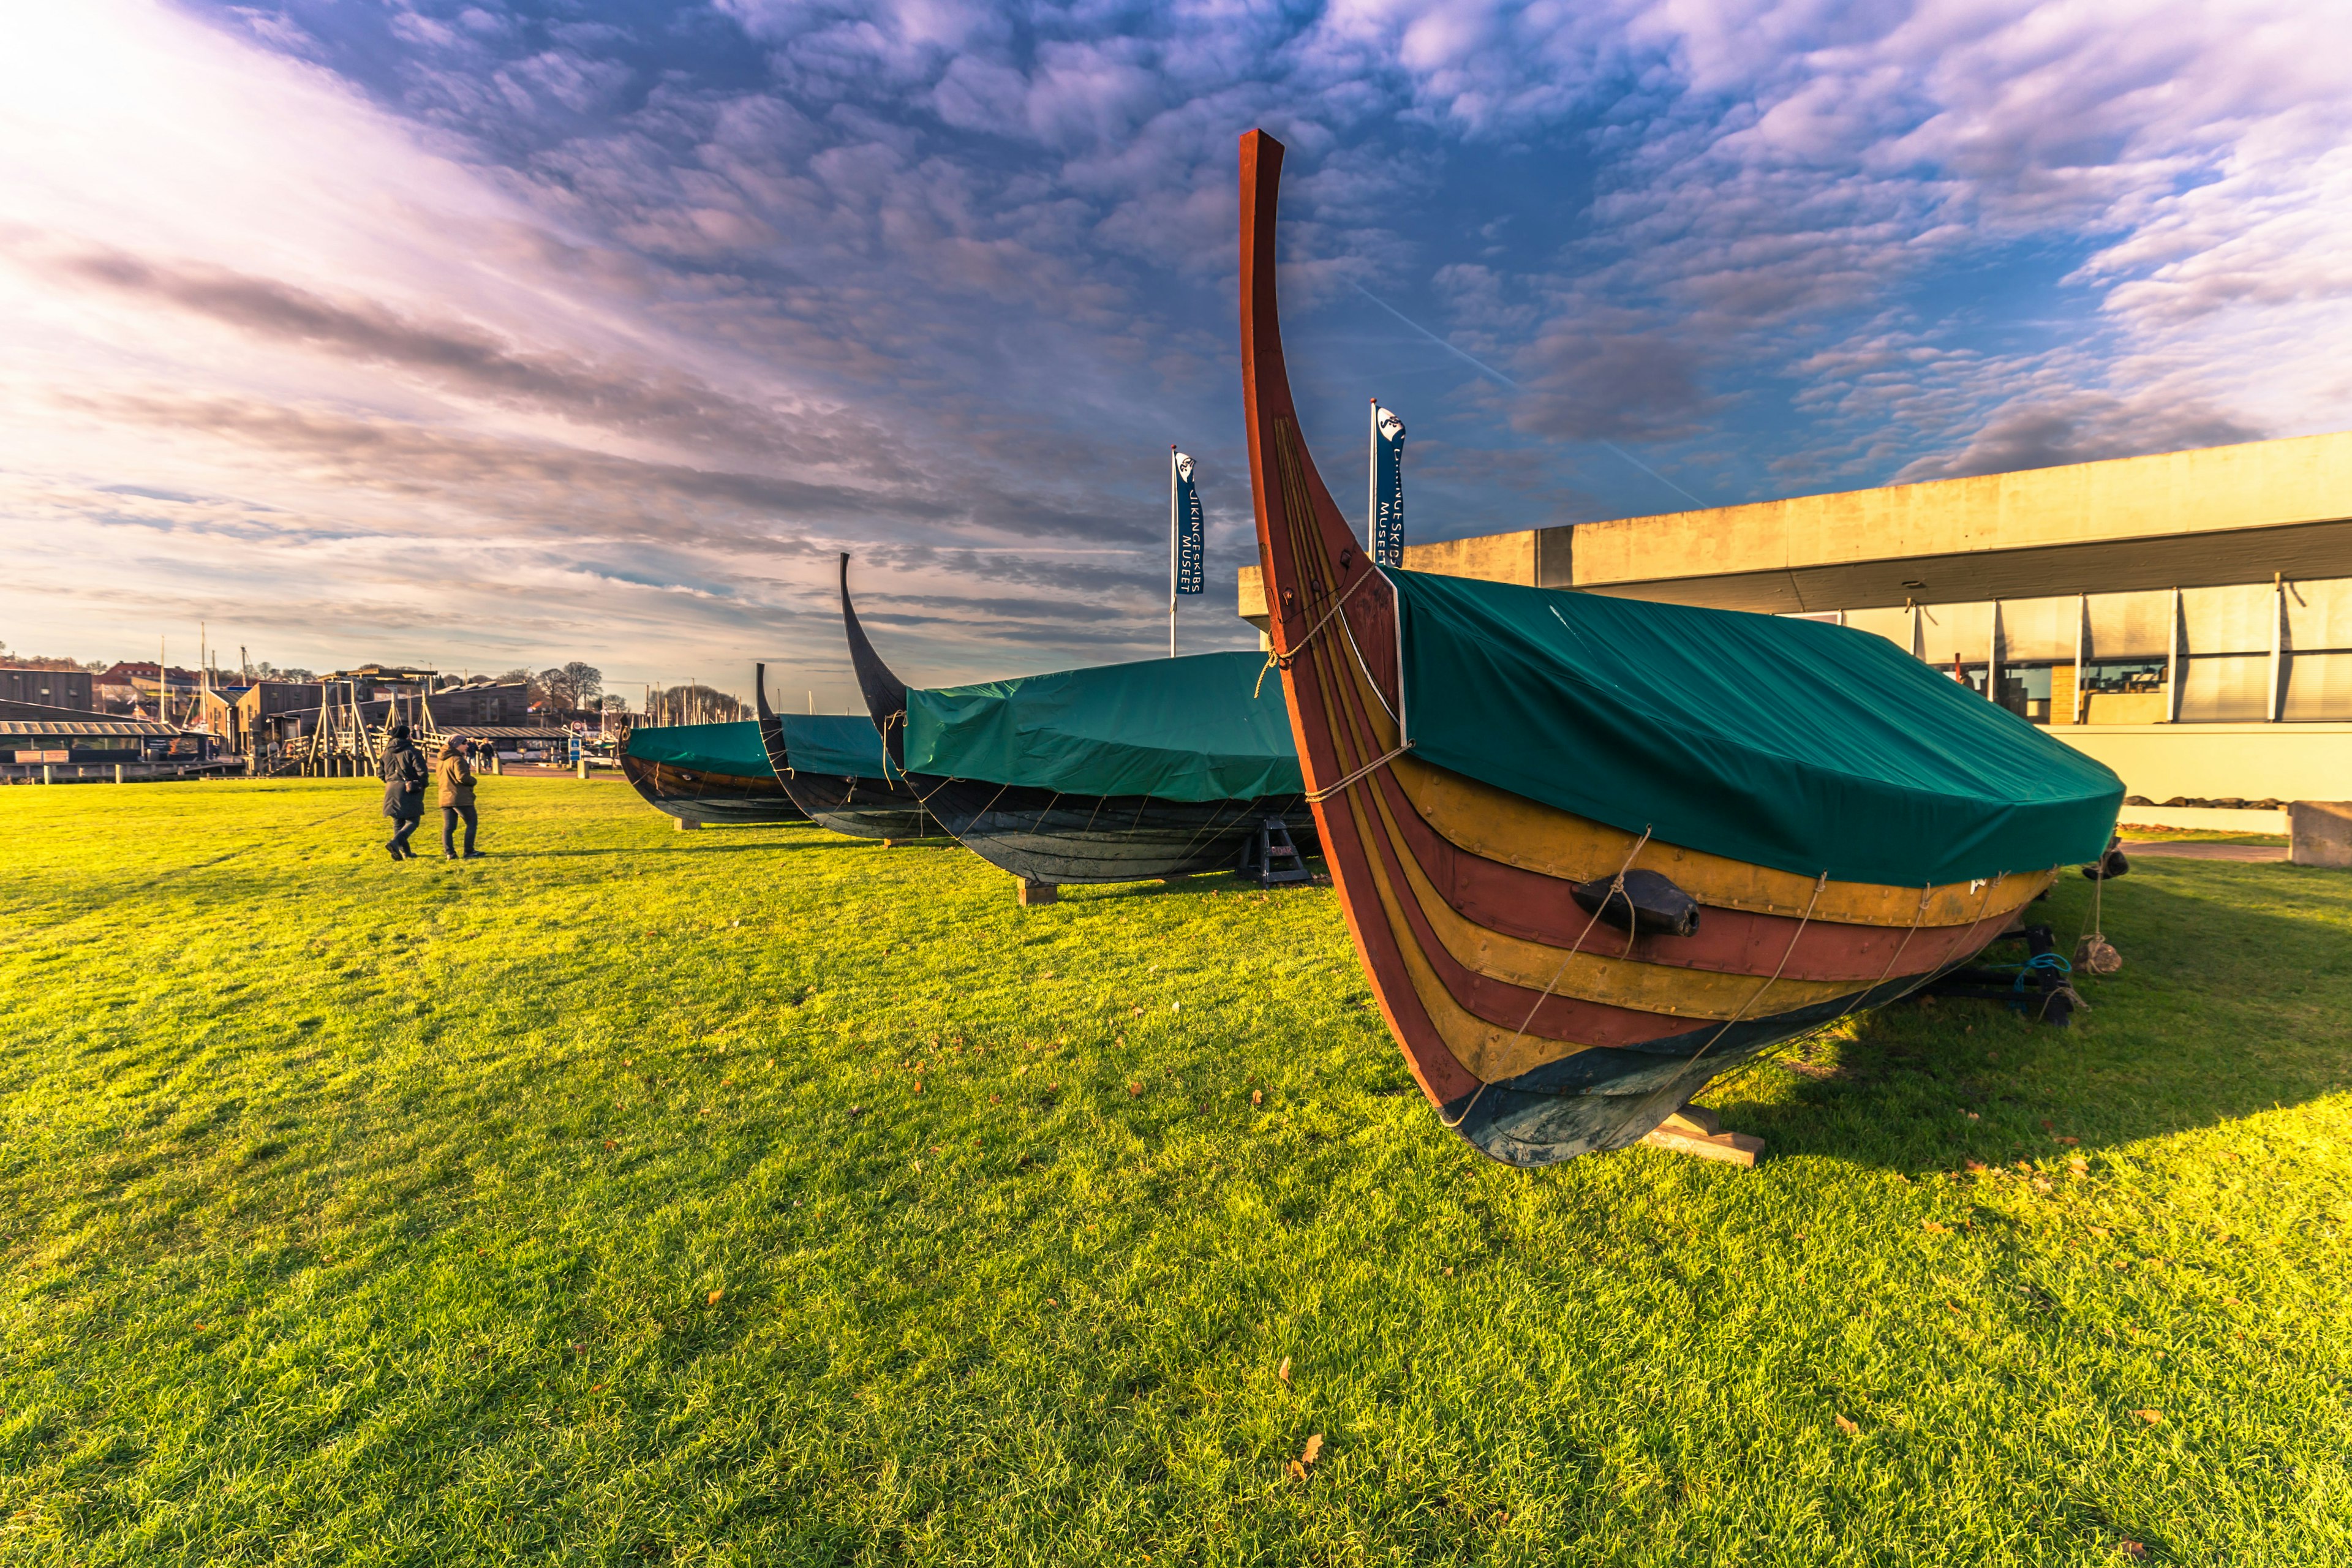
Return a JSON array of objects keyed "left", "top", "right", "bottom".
[{"left": 1238, "top": 431, "right": 2352, "bottom": 805}]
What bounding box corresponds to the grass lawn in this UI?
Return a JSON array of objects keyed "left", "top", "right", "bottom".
[{"left": 2, "top": 778, "right": 2348, "bottom": 1566}]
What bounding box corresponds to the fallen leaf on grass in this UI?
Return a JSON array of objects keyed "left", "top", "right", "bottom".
[
  {"left": 1964, "top": 1159, "right": 1988, "bottom": 1173},
  {"left": 1251, "top": 1089, "right": 1264, "bottom": 1107},
  {"left": 2089, "top": 1227, "right": 2111, "bottom": 1238},
  {"left": 1128, "top": 1082, "right": 1142, "bottom": 1097},
  {"left": 1923, "top": 1221, "right": 1948, "bottom": 1233},
  {"left": 2133, "top": 1408, "right": 2163, "bottom": 1425},
  {"left": 1834, "top": 1414, "right": 1858, "bottom": 1436},
  {"left": 1277, "top": 1357, "right": 1291, "bottom": 1384},
  {"left": 2057, "top": 1136, "right": 2080, "bottom": 1146},
  {"left": 1285, "top": 1433, "right": 1324, "bottom": 1480},
  {"left": 2117, "top": 1542, "right": 2146, "bottom": 1560},
  {"left": 707, "top": 1289, "right": 723, "bottom": 1306}
]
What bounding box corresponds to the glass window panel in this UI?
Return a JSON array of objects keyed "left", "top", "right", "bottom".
[
  {"left": 2085, "top": 589, "right": 2174, "bottom": 662},
  {"left": 2282, "top": 650, "right": 2352, "bottom": 722},
  {"left": 1995, "top": 663, "right": 2054, "bottom": 724},
  {"left": 2283, "top": 578, "right": 2352, "bottom": 652},
  {"left": 1997, "top": 597, "right": 2078, "bottom": 662},
  {"left": 1917, "top": 601, "right": 1992, "bottom": 668},
  {"left": 2176, "top": 654, "right": 2269, "bottom": 722},
  {"left": 2180, "top": 584, "right": 2272, "bottom": 655},
  {"left": 1842, "top": 606, "right": 1912, "bottom": 649}
]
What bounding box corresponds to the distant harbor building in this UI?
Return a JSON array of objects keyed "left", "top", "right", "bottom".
[
  {"left": 1238, "top": 431, "right": 2352, "bottom": 806},
  {"left": 0, "top": 665, "right": 94, "bottom": 711}
]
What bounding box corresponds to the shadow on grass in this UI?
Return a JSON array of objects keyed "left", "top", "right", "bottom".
[{"left": 1712, "top": 861, "right": 2352, "bottom": 1174}]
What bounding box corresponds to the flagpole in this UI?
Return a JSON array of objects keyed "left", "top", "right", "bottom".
[
  {"left": 1368, "top": 398, "right": 1379, "bottom": 551},
  {"left": 1168, "top": 444, "right": 1178, "bottom": 658}
]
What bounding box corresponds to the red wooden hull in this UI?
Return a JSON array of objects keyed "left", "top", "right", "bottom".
[{"left": 1234, "top": 129, "right": 2051, "bottom": 1166}]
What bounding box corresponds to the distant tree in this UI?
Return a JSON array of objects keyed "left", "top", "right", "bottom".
[
  {"left": 0, "top": 641, "right": 102, "bottom": 671},
  {"left": 250, "top": 662, "right": 314, "bottom": 682},
  {"left": 650, "top": 683, "right": 747, "bottom": 724},
  {"left": 537, "top": 662, "right": 603, "bottom": 713}
]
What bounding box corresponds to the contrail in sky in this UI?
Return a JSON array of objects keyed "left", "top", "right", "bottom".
[{"left": 1351, "top": 282, "right": 1708, "bottom": 510}]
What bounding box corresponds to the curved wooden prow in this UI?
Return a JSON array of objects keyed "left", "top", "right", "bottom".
[
  {"left": 752, "top": 661, "right": 775, "bottom": 724},
  {"left": 1237, "top": 127, "right": 1472, "bottom": 1121},
  {"left": 839, "top": 552, "right": 910, "bottom": 762}
]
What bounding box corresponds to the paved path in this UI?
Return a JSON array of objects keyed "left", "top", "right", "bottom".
[{"left": 2126, "top": 842, "right": 2288, "bottom": 862}]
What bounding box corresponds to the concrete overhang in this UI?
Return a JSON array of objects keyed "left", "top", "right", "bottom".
[{"left": 1237, "top": 429, "right": 2352, "bottom": 624}]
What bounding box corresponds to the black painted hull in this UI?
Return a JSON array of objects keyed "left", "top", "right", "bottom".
[
  {"left": 907, "top": 774, "right": 1317, "bottom": 884},
  {"left": 620, "top": 756, "right": 807, "bottom": 826},
  {"left": 753, "top": 715, "right": 935, "bottom": 840}
]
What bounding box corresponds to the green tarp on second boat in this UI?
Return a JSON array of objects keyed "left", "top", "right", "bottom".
[
  {"left": 903, "top": 650, "right": 1304, "bottom": 802},
  {"left": 777, "top": 713, "right": 890, "bottom": 777},
  {"left": 1387, "top": 568, "right": 2124, "bottom": 887},
  {"left": 622, "top": 720, "right": 774, "bottom": 778}
]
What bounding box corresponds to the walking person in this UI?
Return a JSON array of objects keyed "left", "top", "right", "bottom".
[
  {"left": 437, "top": 735, "right": 482, "bottom": 859},
  {"left": 379, "top": 722, "right": 428, "bottom": 859}
]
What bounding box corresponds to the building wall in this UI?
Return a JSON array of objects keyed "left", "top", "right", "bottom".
[
  {"left": 0, "top": 667, "right": 94, "bottom": 710},
  {"left": 2052, "top": 725, "right": 2352, "bottom": 802}
]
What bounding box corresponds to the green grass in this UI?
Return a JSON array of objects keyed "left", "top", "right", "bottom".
[{"left": 2, "top": 779, "right": 2348, "bottom": 1566}]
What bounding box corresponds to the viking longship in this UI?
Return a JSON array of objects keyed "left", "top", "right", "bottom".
[
  {"left": 1234, "top": 129, "right": 2125, "bottom": 1166},
  {"left": 619, "top": 719, "right": 806, "bottom": 827},
  {"left": 839, "top": 554, "right": 1317, "bottom": 886},
  {"left": 752, "top": 662, "right": 935, "bottom": 841}
]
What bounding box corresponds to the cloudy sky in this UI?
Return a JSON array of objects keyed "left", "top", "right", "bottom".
[{"left": 2, "top": 0, "right": 2345, "bottom": 705}]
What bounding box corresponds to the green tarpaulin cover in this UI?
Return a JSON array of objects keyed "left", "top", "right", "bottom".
[
  {"left": 777, "top": 714, "right": 889, "bottom": 777},
  {"left": 1389, "top": 569, "right": 2123, "bottom": 886},
  {"left": 904, "top": 650, "right": 1304, "bottom": 802},
  {"left": 623, "top": 720, "right": 774, "bottom": 777}
]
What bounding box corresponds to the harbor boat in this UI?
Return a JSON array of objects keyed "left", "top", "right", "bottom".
[
  {"left": 839, "top": 554, "right": 1317, "bottom": 889},
  {"left": 619, "top": 719, "right": 806, "bottom": 827},
  {"left": 752, "top": 662, "right": 935, "bottom": 841},
  {"left": 1232, "top": 128, "right": 2125, "bottom": 1167}
]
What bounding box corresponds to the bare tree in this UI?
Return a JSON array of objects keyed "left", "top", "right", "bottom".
[{"left": 537, "top": 661, "right": 603, "bottom": 714}]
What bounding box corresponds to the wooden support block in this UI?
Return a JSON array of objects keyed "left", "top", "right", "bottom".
[
  {"left": 1017, "top": 878, "right": 1058, "bottom": 907},
  {"left": 881, "top": 837, "right": 900, "bottom": 849},
  {"left": 1159, "top": 873, "right": 1189, "bottom": 884},
  {"left": 1639, "top": 1104, "right": 1765, "bottom": 1167},
  {"left": 675, "top": 816, "right": 700, "bottom": 831}
]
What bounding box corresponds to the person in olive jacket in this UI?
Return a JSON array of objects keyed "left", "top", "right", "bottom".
[
  {"left": 437, "top": 735, "right": 482, "bottom": 859},
  {"left": 378, "top": 722, "right": 428, "bottom": 859}
]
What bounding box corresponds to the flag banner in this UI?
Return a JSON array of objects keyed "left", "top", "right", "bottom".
[
  {"left": 1373, "top": 405, "right": 1406, "bottom": 567},
  {"left": 1174, "top": 451, "right": 1205, "bottom": 595}
]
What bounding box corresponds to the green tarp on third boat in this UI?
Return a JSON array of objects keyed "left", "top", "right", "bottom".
[
  {"left": 903, "top": 650, "right": 1303, "bottom": 802},
  {"left": 622, "top": 720, "right": 774, "bottom": 778},
  {"left": 777, "top": 713, "right": 890, "bottom": 777},
  {"left": 1387, "top": 568, "right": 2123, "bottom": 887}
]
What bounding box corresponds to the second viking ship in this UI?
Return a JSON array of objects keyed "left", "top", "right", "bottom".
[
  {"left": 1234, "top": 128, "right": 2125, "bottom": 1166},
  {"left": 619, "top": 720, "right": 805, "bottom": 827},
  {"left": 839, "top": 555, "right": 1317, "bottom": 887},
  {"left": 752, "top": 662, "right": 934, "bottom": 841}
]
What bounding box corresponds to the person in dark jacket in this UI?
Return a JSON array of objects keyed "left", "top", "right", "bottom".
[
  {"left": 379, "top": 723, "right": 428, "bottom": 859},
  {"left": 437, "top": 736, "right": 481, "bottom": 858}
]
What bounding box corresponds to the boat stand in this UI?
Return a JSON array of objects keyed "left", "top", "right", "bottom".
[
  {"left": 1016, "top": 877, "right": 1058, "bottom": 907},
  {"left": 1639, "top": 1104, "right": 1765, "bottom": 1167},
  {"left": 1237, "top": 818, "right": 1313, "bottom": 889},
  {"left": 1913, "top": 923, "right": 2077, "bottom": 1026}
]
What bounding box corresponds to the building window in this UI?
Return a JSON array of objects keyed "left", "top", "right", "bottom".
[
  {"left": 2177, "top": 654, "right": 2269, "bottom": 723},
  {"left": 1995, "top": 663, "right": 2054, "bottom": 724},
  {"left": 2077, "top": 658, "right": 2168, "bottom": 725},
  {"left": 2282, "top": 650, "right": 2352, "bottom": 722}
]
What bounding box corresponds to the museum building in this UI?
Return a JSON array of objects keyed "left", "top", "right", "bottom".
[{"left": 1237, "top": 430, "right": 2352, "bottom": 809}]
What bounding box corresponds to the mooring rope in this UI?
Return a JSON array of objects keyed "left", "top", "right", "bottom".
[
  {"left": 1681, "top": 870, "right": 1830, "bottom": 1076},
  {"left": 1439, "top": 826, "right": 1657, "bottom": 1133},
  {"left": 1254, "top": 562, "right": 1384, "bottom": 699},
  {"left": 1304, "top": 739, "right": 1415, "bottom": 804}
]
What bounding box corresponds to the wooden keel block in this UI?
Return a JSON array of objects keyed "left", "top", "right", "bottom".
[
  {"left": 1638, "top": 1105, "right": 1764, "bottom": 1167},
  {"left": 675, "top": 817, "right": 700, "bottom": 831},
  {"left": 1017, "top": 878, "right": 1059, "bottom": 907},
  {"left": 881, "top": 838, "right": 900, "bottom": 848}
]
